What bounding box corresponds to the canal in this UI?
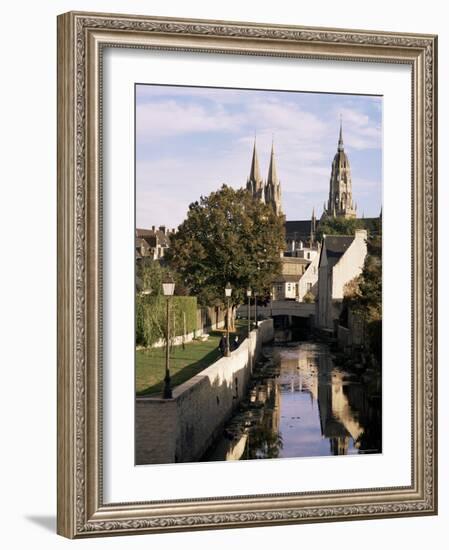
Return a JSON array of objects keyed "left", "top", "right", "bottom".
[{"left": 203, "top": 340, "right": 381, "bottom": 461}]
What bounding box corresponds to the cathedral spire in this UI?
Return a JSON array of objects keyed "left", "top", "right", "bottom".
[
  {"left": 249, "top": 136, "right": 262, "bottom": 184},
  {"left": 264, "top": 139, "right": 282, "bottom": 216},
  {"left": 267, "top": 139, "right": 279, "bottom": 185},
  {"left": 246, "top": 135, "right": 264, "bottom": 201},
  {"left": 338, "top": 115, "right": 344, "bottom": 152}
]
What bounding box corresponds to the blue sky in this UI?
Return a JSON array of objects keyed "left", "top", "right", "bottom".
[{"left": 136, "top": 84, "right": 382, "bottom": 229}]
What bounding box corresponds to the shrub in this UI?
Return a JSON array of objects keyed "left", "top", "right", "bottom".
[
  {"left": 303, "top": 291, "right": 316, "bottom": 304},
  {"left": 136, "top": 295, "right": 198, "bottom": 347}
]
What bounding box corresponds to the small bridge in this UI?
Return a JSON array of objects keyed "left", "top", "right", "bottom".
[{"left": 237, "top": 301, "right": 315, "bottom": 319}]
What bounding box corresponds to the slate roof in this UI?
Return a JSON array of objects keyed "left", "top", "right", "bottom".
[
  {"left": 285, "top": 220, "right": 315, "bottom": 239},
  {"left": 136, "top": 227, "right": 170, "bottom": 247},
  {"left": 136, "top": 237, "right": 149, "bottom": 248},
  {"left": 320, "top": 234, "right": 355, "bottom": 270},
  {"left": 324, "top": 235, "right": 354, "bottom": 259}
]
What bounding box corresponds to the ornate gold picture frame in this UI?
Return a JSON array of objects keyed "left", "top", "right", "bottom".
[{"left": 57, "top": 11, "right": 437, "bottom": 538}]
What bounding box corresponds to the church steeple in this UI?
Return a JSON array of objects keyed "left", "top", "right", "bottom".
[
  {"left": 264, "top": 140, "right": 283, "bottom": 216},
  {"left": 338, "top": 116, "right": 344, "bottom": 152},
  {"left": 249, "top": 137, "right": 262, "bottom": 184},
  {"left": 267, "top": 140, "right": 279, "bottom": 186},
  {"left": 246, "top": 136, "right": 264, "bottom": 201}
]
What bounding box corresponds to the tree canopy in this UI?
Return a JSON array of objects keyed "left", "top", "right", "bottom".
[
  {"left": 316, "top": 216, "right": 363, "bottom": 241},
  {"left": 343, "top": 221, "right": 382, "bottom": 363},
  {"left": 316, "top": 215, "right": 381, "bottom": 242},
  {"left": 136, "top": 257, "right": 167, "bottom": 296},
  {"left": 166, "top": 185, "right": 285, "bottom": 306}
]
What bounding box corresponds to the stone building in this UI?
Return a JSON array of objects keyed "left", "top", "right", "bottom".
[
  {"left": 285, "top": 239, "right": 319, "bottom": 261},
  {"left": 317, "top": 229, "right": 368, "bottom": 329},
  {"left": 135, "top": 226, "right": 174, "bottom": 261},
  {"left": 272, "top": 257, "right": 309, "bottom": 300},
  {"left": 297, "top": 243, "right": 321, "bottom": 302}
]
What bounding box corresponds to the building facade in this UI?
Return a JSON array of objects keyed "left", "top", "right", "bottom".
[
  {"left": 135, "top": 226, "right": 174, "bottom": 261},
  {"left": 317, "top": 229, "right": 368, "bottom": 329},
  {"left": 272, "top": 257, "right": 309, "bottom": 300},
  {"left": 297, "top": 243, "right": 321, "bottom": 302}
]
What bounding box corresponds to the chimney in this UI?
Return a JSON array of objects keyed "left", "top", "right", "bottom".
[
  {"left": 159, "top": 225, "right": 166, "bottom": 234},
  {"left": 152, "top": 225, "right": 155, "bottom": 232}
]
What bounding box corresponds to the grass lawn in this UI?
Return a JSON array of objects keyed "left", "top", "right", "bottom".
[{"left": 136, "top": 321, "right": 250, "bottom": 396}]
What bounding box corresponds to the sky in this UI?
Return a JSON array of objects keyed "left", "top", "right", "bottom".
[{"left": 136, "top": 84, "right": 382, "bottom": 230}]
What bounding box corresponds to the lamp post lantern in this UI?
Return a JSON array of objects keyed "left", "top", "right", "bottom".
[
  {"left": 225, "top": 282, "right": 232, "bottom": 357},
  {"left": 246, "top": 288, "right": 252, "bottom": 337},
  {"left": 162, "top": 274, "right": 175, "bottom": 399}
]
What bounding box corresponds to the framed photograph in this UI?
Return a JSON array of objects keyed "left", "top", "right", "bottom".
[{"left": 57, "top": 11, "right": 437, "bottom": 538}]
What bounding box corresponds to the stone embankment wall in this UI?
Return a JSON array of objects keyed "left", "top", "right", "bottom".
[{"left": 136, "top": 319, "right": 274, "bottom": 465}]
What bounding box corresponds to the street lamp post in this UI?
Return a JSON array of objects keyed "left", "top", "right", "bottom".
[
  {"left": 246, "top": 288, "right": 252, "bottom": 337},
  {"left": 162, "top": 274, "right": 175, "bottom": 399},
  {"left": 225, "top": 282, "right": 232, "bottom": 357},
  {"left": 254, "top": 292, "right": 258, "bottom": 330}
]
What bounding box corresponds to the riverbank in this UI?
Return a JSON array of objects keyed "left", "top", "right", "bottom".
[
  {"left": 135, "top": 319, "right": 274, "bottom": 465},
  {"left": 136, "top": 320, "right": 250, "bottom": 396},
  {"left": 203, "top": 340, "right": 382, "bottom": 461}
]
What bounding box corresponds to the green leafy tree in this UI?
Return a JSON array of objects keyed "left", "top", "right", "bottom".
[
  {"left": 136, "top": 257, "right": 166, "bottom": 295},
  {"left": 166, "top": 185, "right": 285, "bottom": 307},
  {"left": 343, "top": 221, "right": 382, "bottom": 363},
  {"left": 136, "top": 295, "right": 197, "bottom": 348},
  {"left": 316, "top": 216, "right": 363, "bottom": 241}
]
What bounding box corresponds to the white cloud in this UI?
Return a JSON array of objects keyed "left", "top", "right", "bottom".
[
  {"left": 336, "top": 106, "right": 382, "bottom": 150},
  {"left": 136, "top": 100, "right": 244, "bottom": 140},
  {"left": 136, "top": 90, "right": 382, "bottom": 225},
  {"left": 137, "top": 85, "right": 250, "bottom": 106}
]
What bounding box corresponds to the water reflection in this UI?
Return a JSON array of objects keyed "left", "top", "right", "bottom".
[{"left": 203, "top": 342, "right": 381, "bottom": 461}]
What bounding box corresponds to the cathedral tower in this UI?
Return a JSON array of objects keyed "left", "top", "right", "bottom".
[
  {"left": 323, "top": 121, "right": 357, "bottom": 219},
  {"left": 246, "top": 138, "right": 265, "bottom": 202},
  {"left": 264, "top": 141, "right": 283, "bottom": 216}
]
